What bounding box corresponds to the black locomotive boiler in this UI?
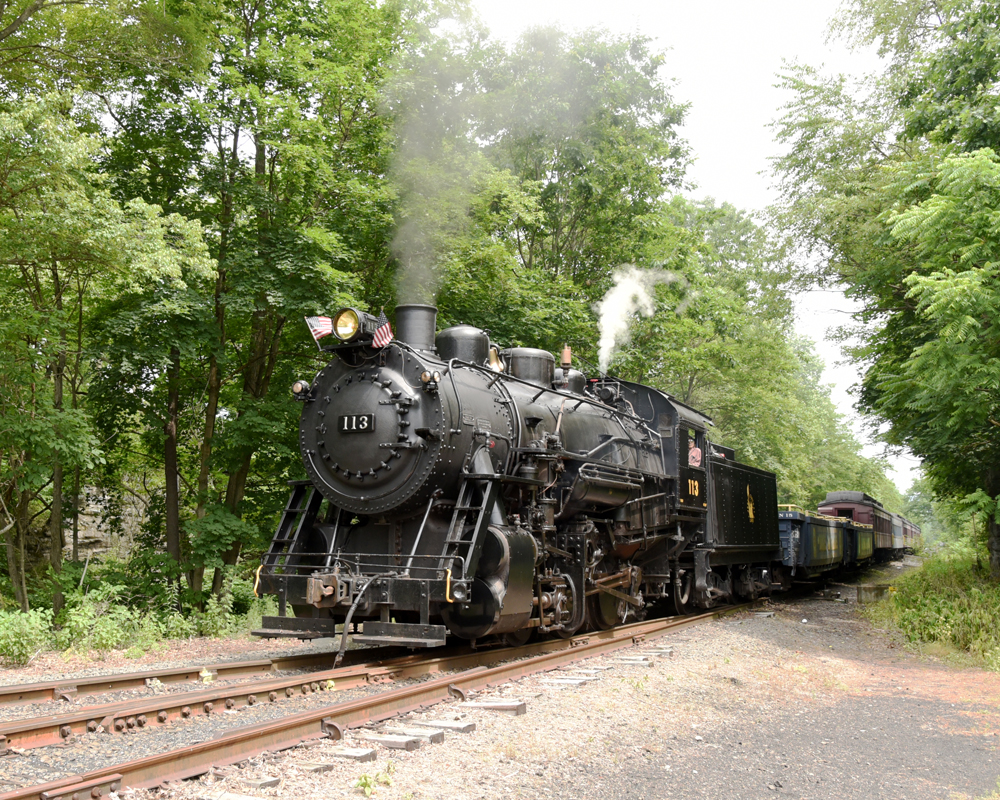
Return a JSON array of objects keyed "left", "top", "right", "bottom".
[{"left": 257, "top": 303, "right": 787, "bottom": 648}]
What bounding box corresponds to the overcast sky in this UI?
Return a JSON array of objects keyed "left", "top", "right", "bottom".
[{"left": 469, "top": 0, "right": 921, "bottom": 493}]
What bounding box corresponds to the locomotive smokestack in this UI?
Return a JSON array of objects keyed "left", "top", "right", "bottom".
[{"left": 394, "top": 304, "right": 437, "bottom": 354}]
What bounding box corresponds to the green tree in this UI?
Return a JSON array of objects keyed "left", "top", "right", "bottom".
[
  {"left": 862, "top": 149, "right": 1000, "bottom": 570},
  {"left": 771, "top": 0, "right": 1000, "bottom": 574},
  {"left": 0, "top": 97, "right": 210, "bottom": 610},
  {"left": 476, "top": 27, "right": 688, "bottom": 294},
  {"left": 0, "top": 0, "right": 206, "bottom": 99},
  {"left": 97, "top": 0, "right": 402, "bottom": 597},
  {"left": 599, "top": 198, "right": 892, "bottom": 507}
]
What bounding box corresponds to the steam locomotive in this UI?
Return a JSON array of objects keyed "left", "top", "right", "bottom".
[{"left": 256, "top": 304, "right": 918, "bottom": 649}]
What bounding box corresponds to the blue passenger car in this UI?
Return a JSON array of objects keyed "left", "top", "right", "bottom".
[{"left": 777, "top": 505, "right": 846, "bottom": 577}]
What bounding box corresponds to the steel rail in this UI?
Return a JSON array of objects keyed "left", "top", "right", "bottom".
[
  {"left": 0, "top": 607, "right": 744, "bottom": 800},
  {"left": 0, "top": 646, "right": 422, "bottom": 708},
  {"left": 0, "top": 605, "right": 745, "bottom": 753},
  {"left": 0, "top": 665, "right": 382, "bottom": 753}
]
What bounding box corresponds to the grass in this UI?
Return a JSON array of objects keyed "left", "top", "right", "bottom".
[{"left": 862, "top": 553, "right": 1000, "bottom": 670}]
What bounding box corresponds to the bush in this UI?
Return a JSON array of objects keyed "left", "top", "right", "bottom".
[
  {"left": 197, "top": 592, "right": 238, "bottom": 638},
  {"left": 95, "top": 553, "right": 183, "bottom": 610},
  {"left": 133, "top": 613, "right": 166, "bottom": 650},
  {"left": 0, "top": 608, "right": 53, "bottom": 666},
  {"left": 868, "top": 554, "right": 1000, "bottom": 667},
  {"left": 243, "top": 594, "right": 278, "bottom": 634},
  {"left": 3, "top": 555, "right": 283, "bottom": 660},
  {"left": 162, "top": 610, "right": 197, "bottom": 640},
  {"left": 230, "top": 577, "right": 258, "bottom": 616},
  {"left": 197, "top": 570, "right": 276, "bottom": 638},
  {"left": 57, "top": 584, "right": 139, "bottom": 654}
]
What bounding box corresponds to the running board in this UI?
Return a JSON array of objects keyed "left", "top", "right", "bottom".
[{"left": 352, "top": 622, "right": 448, "bottom": 648}]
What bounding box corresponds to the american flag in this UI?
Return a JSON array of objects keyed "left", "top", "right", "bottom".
[
  {"left": 372, "top": 309, "right": 393, "bottom": 348},
  {"left": 305, "top": 316, "right": 332, "bottom": 345}
]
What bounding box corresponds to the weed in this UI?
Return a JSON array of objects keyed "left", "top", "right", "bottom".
[
  {"left": 133, "top": 615, "right": 166, "bottom": 650},
  {"left": 864, "top": 554, "right": 1000, "bottom": 668},
  {"left": 197, "top": 592, "right": 238, "bottom": 638},
  {"left": 353, "top": 769, "right": 392, "bottom": 796},
  {"left": 0, "top": 608, "right": 52, "bottom": 665},
  {"left": 623, "top": 675, "right": 649, "bottom": 692},
  {"left": 57, "top": 584, "right": 138, "bottom": 654},
  {"left": 162, "top": 610, "right": 197, "bottom": 639},
  {"left": 969, "top": 777, "right": 1000, "bottom": 800},
  {"left": 0, "top": 567, "right": 278, "bottom": 662}
]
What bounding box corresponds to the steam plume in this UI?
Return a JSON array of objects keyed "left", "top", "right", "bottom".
[
  {"left": 388, "top": 17, "right": 484, "bottom": 305},
  {"left": 595, "top": 266, "right": 678, "bottom": 372}
]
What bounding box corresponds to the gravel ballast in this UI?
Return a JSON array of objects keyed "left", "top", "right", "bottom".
[{"left": 2, "top": 583, "right": 999, "bottom": 800}]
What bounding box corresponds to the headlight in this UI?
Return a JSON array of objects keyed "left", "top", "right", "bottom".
[{"left": 333, "top": 308, "right": 361, "bottom": 341}]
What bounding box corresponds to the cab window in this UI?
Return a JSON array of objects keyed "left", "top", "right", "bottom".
[{"left": 686, "top": 429, "right": 703, "bottom": 468}]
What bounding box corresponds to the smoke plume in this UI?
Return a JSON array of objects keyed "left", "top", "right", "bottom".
[
  {"left": 595, "top": 265, "right": 678, "bottom": 372},
  {"left": 387, "top": 16, "right": 485, "bottom": 305}
]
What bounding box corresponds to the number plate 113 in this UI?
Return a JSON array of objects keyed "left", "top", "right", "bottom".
[{"left": 339, "top": 414, "right": 375, "bottom": 433}]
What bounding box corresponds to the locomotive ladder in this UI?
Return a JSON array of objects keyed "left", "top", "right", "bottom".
[
  {"left": 263, "top": 481, "right": 323, "bottom": 570},
  {"left": 438, "top": 468, "right": 499, "bottom": 581}
]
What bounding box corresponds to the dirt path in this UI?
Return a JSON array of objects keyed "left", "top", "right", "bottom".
[{"left": 601, "top": 589, "right": 1000, "bottom": 800}]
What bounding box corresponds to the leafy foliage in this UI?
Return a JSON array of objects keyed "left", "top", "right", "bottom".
[
  {"left": 57, "top": 584, "right": 138, "bottom": 654},
  {"left": 871, "top": 555, "right": 1000, "bottom": 666},
  {"left": 0, "top": 608, "right": 52, "bottom": 665},
  {"left": 476, "top": 27, "right": 689, "bottom": 294},
  {"left": 771, "top": 0, "right": 1000, "bottom": 574}
]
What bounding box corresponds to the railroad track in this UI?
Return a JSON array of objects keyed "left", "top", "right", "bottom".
[
  {"left": 0, "top": 607, "right": 746, "bottom": 800},
  {"left": 0, "top": 646, "right": 422, "bottom": 708}
]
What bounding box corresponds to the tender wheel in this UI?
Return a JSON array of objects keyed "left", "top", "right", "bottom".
[
  {"left": 672, "top": 569, "right": 693, "bottom": 615},
  {"left": 587, "top": 591, "right": 626, "bottom": 631}
]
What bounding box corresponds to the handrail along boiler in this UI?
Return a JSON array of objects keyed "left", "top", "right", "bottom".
[{"left": 257, "top": 303, "right": 790, "bottom": 648}]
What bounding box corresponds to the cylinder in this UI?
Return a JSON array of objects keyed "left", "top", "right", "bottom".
[{"left": 395, "top": 304, "right": 437, "bottom": 353}]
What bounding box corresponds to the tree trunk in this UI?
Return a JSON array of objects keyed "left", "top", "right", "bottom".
[
  {"left": 210, "top": 309, "right": 285, "bottom": 596},
  {"left": 14, "top": 488, "right": 31, "bottom": 611},
  {"left": 210, "top": 453, "right": 252, "bottom": 595},
  {"left": 2, "top": 489, "right": 26, "bottom": 612},
  {"left": 49, "top": 359, "right": 66, "bottom": 614},
  {"left": 164, "top": 346, "right": 182, "bottom": 565},
  {"left": 988, "top": 511, "right": 1000, "bottom": 580},
  {"left": 49, "top": 259, "right": 66, "bottom": 613},
  {"left": 71, "top": 467, "right": 80, "bottom": 563},
  {"left": 189, "top": 136, "right": 234, "bottom": 598},
  {"left": 196, "top": 355, "right": 221, "bottom": 518}
]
